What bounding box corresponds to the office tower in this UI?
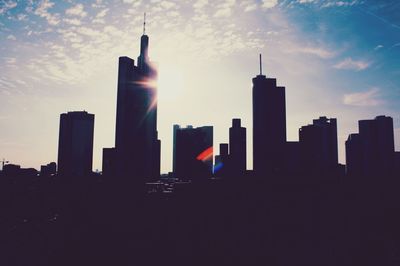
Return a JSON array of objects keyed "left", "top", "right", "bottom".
[
  {"left": 345, "top": 134, "right": 363, "bottom": 176},
  {"left": 346, "top": 115, "right": 395, "bottom": 177},
  {"left": 113, "top": 19, "right": 160, "bottom": 181},
  {"left": 229, "top": 118, "right": 246, "bottom": 175},
  {"left": 172, "top": 124, "right": 180, "bottom": 175},
  {"left": 284, "top": 141, "right": 302, "bottom": 174},
  {"left": 252, "top": 55, "right": 286, "bottom": 175},
  {"left": 57, "top": 111, "right": 94, "bottom": 177},
  {"left": 299, "top": 116, "right": 338, "bottom": 172},
  {"left": 395, "top": 152, "right": 400, "bottom": 175},
  {"left": 215, "top": 143, "right": 229, "bottom": 177},
  {"left": 174, "top": 125, "right": 213, "bottom": 181},
  {"left": 102, "top": 148, "right": 116, "bottom": 177}
]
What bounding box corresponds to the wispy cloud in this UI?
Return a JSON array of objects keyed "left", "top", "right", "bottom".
[
  {"left": 63, "top": 18, "right": 82, "bottom": 26},
  {"left": 6, "top": 34, "right": 16, "bottom": 41},
  {"left": 65, "top": 4, "right": 87, "bottom": 17},
  {"left": 286, "top": 45, "right": 336, "bottom": 59},
  {"left": 343, "top": 88, "right": 383, "bottom": 107},
  {"left": 262, "top": 0, "right": 278, "bottom": 9},
  {"left": 34, "top": 0, "right": 60, "bottom": 26},
  {"left": 214, "top": 0, "right": 235, "bottom": 18},
  {"left": 321, "top": 0, "right": 358, "bottom": 8},
  {"left": 0, "top": 0, "right": 17, "bottom": 15},
  {"left": 334, "top": 57, "right": 371, "bottom": 71}
]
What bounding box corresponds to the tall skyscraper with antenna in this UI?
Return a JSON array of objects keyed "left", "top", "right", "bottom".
[
  {"left": 112, "top": 14, "right": 160, "bottom": 182},
  {"left": 252, "top": 54, "right": 286, "bottom": 176}
]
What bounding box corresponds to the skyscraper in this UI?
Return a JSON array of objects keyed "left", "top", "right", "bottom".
[
  {"left": 346, "top": 115, "right": 395, "bottom": 177},
  {"left": 229, "top": 118, "right": 246, "bottom": 175},
  {"left": 57, "top": 111, "right": 94, "bottom": 177},
  {"left": 112, "top": 18, "right": 160, "bottom": 181},
  {"left": 174, "top": 126, "right": 213, "bottom": 181},
  {"left": 299, "top": 116, "right": 338, "bottom": 172},
  {"left": 252, "top": 55, "right": 286, "bottom": 175},
  {"left": 172, "top": 124, "right": 180, "bottom": 175}
]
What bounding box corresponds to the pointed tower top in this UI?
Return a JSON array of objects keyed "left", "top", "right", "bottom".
[
  {"left": 143, "top": 12, "right": 146, "bottom": 35},
  {"left": 259, "top": 53, "right": 263, "bottom": 75}
]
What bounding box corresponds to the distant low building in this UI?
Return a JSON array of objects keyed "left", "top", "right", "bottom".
[{"left": 40, "top": 162, "right": 56, "bottom": 176}]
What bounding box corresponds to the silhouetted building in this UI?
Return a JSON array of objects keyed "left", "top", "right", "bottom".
[
  {"left": 346, "top": 115, "right": 395, "bottom": 177},
  {"left": 299, "top": 116, "right": 338, "bottom": 173},
  {"left": 113, "top": 26, "right": 160, "bottom": 181},
  {"left": 395, "top": 152, "right": 400, "bottom": 175},
  {"left": 3, "top": 164, "right": 38, "bottom": 178},
  {"left": 40, "top": 162, "right": 56, "bottom": 176},
  {"left": 229, "top": 118, "right": 246, "bottom": 175},
  {"left": 174, "top": 125, "right": 213, "bottom": 181},
  {"left": 57, "top": 111, "right": 94, "bottom": 177},
  {"left": 284, "top": 141, "right": 302, "bottom": 174},
  {"left": 215, "top": 143, "right": 229, "bottom": 177},
  {"left": 102, "top": 148, "right": 116, "bottom": 177},
  {"left": 252, "top": 55, "right": 286, "bottom": 175},
  {"left": 345, "top": 133, "right": 363, "bottom": 176},
  {"left": 172, "top": 124, "right": 180, "bottom": 175},
  {"left": 3, "top": 164, "right": 21, "bottom": 177}
]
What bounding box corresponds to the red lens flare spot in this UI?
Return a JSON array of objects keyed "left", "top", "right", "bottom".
[{"left": 196, "top": 147, "right": 213, "bottom": 162}]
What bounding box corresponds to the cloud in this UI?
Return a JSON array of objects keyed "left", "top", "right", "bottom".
[
  {"left": 64, "top": 18, "right": 82, "bottom": 26},
  {"left": 322, "top": 0, "right": 358, "bottom": 8},
  {"left": 0, "top": 1, "right": 17, "bottom": 15},
  {"left": 240, "top": 0, "right": 257, "bottom": 12},
  {"left": 262, "top": 0, "right": 278, "bottom": 9},
  {"left": 343, "top": 88, "right": 383, "bottom": 107},
  {"left": 333, "top": 57, "right": 371, "bottom": 71},
  {"left": 297, "top": 0, "right": 316, "bottom": 3},
  {"left": 287, "top": 45, "right": 336, "bottom": 59},
  {"left": 5, "top": 57, "right": 16, "bottom": 64},
  {"left": 374, "top": 44, "right": 384, "bottom": 50},
  {"left": 16, "top": 13, "right": 28, "bottom": 21},
  {"left": 193, "top": 0, "right": 208, "bottom": 9},
  {"left": 214, "top": 0, "right": 236, "bottom": 18},
  {"left": 6, "top": 34, "right": 16, "bottom": 41},
  {"left": 65, "top": 4, "right": 87, "bottom": 17},
  {"left": 34, "top": 0, "right": 60, "bottom": 26},
  {"left": 96, "top": 8, "right": 109, "bottom": 18}
]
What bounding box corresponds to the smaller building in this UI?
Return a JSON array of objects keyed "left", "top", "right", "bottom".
[
  {"left": 299, "top": 116, "right": 338, "bottom": 173},
  {"left": 174, "top": 125, "right": 213, "bottom": 181},
  {"left": 40, "top": 162, "right": 57, "bottom": 176},
  {"left": 57, "top": 111, "right": 95, "bottom": 177}
]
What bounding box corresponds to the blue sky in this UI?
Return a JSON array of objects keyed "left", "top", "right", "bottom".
[{"left": 1, "top": 0, "right": 399, "bottom": 173}]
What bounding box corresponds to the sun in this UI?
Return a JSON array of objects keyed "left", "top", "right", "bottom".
[{"left": 157, "top": 64, "right": 184, "bottom": 102}]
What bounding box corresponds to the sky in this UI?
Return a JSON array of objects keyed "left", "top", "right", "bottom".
[{"left": 1, "top": 0, "right": 399, "bottom": 173}]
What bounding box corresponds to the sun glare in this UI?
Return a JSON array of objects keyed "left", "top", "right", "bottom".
[{"left": 157, "top": 64, "right": 184, "bottom": 101}]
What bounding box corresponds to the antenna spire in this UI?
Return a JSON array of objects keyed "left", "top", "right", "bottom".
[
  {"left": 259, "top": 53, "right": 262, "bottom": 75},
  {"left": 143, "top": 12, "right": 146, "bottom": 35}
]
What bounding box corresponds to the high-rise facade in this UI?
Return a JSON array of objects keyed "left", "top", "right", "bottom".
[
  {"left": 346, "top": 115, "right": 395, "bottom": 177},
  {"left": 229, "top": 118, "right": 246, "bottom": 175},
  {"left": 252, "top": 55, "right": 286, "bottom": 175},
  {"left": 174, "top": 126, "right": 213, "bottom": 181},
  {"left": 299, "top": 116, "right": 338, "bottom": 172},
  {"left": 57, "top": 111, "right": 94, "bottom": 177},
  {"left": 112, "top": 27, "right": 160, "bottom": 181}
]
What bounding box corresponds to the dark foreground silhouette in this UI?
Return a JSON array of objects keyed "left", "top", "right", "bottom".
[{"left": 1, "top": 171, "right": 400, "bottom": 266}]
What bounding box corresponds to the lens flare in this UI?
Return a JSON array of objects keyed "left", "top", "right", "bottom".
[
  {"left": 213, "top": 162, "right": 224, "bottom": 173},
  {"left": 196, "top": 146, "right": 213, "bottom": 162}
]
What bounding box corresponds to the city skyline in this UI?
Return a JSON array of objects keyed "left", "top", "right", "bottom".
[{"left": 1, "top": 0, "right": 400, "bottom": 173}]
